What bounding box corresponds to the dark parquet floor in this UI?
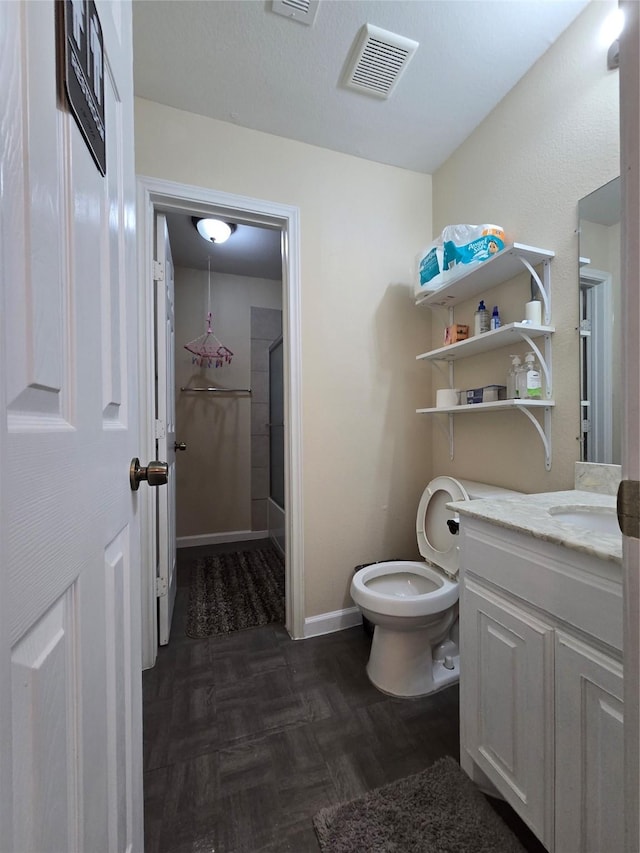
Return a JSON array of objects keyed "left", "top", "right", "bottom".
[{"left": 143, "top": 542, "right": 546, "bottom": 853}]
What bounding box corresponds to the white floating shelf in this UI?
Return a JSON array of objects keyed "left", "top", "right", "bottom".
[
  {"left": 415, "top": 243, "right": 554, "bottom": 309},
  {"left": 416, "top": 399, "right": 555, "bottom": 415},
  {"left": 417, "top": 322, "right": 555, "bottom": 362}
]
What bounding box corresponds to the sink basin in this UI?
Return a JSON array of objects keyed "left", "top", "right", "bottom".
[{"left": 548, "top": 505, "right": 620, "bottom": 536}]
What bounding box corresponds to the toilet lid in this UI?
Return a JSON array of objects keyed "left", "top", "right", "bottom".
[{"left": 416, "top": 476, "right": 469, "bottom": 578}]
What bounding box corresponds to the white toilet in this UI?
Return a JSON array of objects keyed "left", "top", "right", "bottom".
[{"left": 350, "top": 476, "right": 521, "bottom": 698}]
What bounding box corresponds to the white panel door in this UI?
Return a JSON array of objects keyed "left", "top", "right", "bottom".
[
  {"left": 620, "top": 3, "right": 640, "bottom": 850},
  {"left": 555, "top": 632, "right": 624, "bottom": 853},
  {"left": 155, "top": 214, "right": 177, "bottom": 646},
  {"left": 0, "top": 2, "right": 142, "bottom": 851},
  {"left": 461, "top": 579, "right": 554, "bottom": 848}
]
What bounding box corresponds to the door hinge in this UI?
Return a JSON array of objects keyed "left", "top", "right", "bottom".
[
  {"left": 156, "top": 577, "right": 168, "bottom": 597},
  {"left": 617, "top": 480, "right": 640, "bottom": 539},
  {"left": 155, "top": 419, "right": 166, "bottom": 440},
  {"left": 153, "top": 260, "right": 165, "bottom": 282}
]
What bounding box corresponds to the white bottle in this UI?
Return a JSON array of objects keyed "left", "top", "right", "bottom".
[
  {"left": 507, "top": 354, "right": 522, "bottom": 399},
  {"left": 524, "top": 351, "right": 542, "bottom": 399}
]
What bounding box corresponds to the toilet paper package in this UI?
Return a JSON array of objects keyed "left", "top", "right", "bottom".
[
  {"left": 415, "top": 242, "right": 446, "bottom": 293},
  {"left": 415, "top": 224, "right": 505, "bottom": 302},
  {"left": 442, "top": 224, "right": 505, "bottom": 272}
]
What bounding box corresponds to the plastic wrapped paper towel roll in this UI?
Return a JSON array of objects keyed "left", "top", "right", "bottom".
[
  {"left": 525, "top": 300, "right": 542, "bottom": 325},
  {"left": 436, "top": 389, "right": 460, "bottom": 408}
]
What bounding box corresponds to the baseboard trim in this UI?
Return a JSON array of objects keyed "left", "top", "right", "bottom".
[
  {"left": 303, "top": 606, "right": 362, "bottom": 639},
  {"left": 177, "top": 530, "right": 269, "bottom": 549}
]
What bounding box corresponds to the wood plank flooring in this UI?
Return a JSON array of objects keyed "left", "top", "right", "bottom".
[{"left": 143, "top": 544, "right": 546, "bottom": 853}]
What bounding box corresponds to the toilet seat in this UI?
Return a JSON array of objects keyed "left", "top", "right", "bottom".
[
  {"left": 351, "top": 561, "right": 459, "bottom": 618},
  {"left": 416, "top": 476, "right": 469, "bottom": 579}
]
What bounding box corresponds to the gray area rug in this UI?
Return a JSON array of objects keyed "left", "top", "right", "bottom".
[
  {"left": 313, "top": 756, "right": 526, "bottom": 853},
  {"left": 186, "top": 547, "right": 285, "bottom": 638}
]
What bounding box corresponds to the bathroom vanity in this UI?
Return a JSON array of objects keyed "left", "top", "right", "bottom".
[{"left": 450, "top": 487, "right": 623, "bottom": 853}]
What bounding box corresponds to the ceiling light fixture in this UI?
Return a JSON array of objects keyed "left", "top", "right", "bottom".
[
  {"left": 602, "top": 8, "right": 624, "bottom": 70},
  {"left": 193, "top": 217, "right": 237, "bottom": 244}
]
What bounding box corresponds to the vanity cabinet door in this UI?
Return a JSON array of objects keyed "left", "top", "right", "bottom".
[
  {"left": 555, "top": 632, "right": 624, "bottom": 853},
  {"left": 460, "top": 579, "right": 554, "bottom": 847}
]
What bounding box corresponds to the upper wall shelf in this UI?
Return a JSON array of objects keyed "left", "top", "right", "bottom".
[
  {"left": 417, "top": 322, "right": 555, "bottom": 363},
  {"left": 415, "top": 243, "right": 555, "bottom": 309}
]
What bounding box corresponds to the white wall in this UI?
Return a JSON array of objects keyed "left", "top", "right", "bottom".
[
  {"left": 137, "top": 0, "right": 619, "bottom": 617},
  {"left": 135, "top": 103, "right": 434, "bottom": 617},
  {"left": 431, "top": 0, "right": 620, "bottom": 494},
  {"left": 174, "top": 266, "right": 281, "bottom": 538}
]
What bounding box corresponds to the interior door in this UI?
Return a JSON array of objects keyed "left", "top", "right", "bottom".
[
  {"left": 155, "top": 213, "right": 177, "bottom": 645},
  {"left": 0, "top": 2, "right": 143, "bottom": 850}
]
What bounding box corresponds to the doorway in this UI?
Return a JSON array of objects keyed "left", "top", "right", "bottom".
[{"left": 137, "top": 177, "right": 304, "bottom": 669}]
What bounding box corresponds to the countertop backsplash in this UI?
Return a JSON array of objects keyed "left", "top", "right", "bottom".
[{"left": 574, "top": 462, "right": 621, "bottom": 496}]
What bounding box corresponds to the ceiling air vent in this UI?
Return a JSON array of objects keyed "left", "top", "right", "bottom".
[
  {"left": 271, "top": 0, "right": 320, "bottom": 26},
  {"left": 343, "top": 24, "right": 419, "bottom": 99}
]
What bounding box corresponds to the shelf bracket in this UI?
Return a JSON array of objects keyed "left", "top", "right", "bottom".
[
  {"left": 519, "top": 257, "right": 551, "bottom": 325},
  {"left": 433, "top": 413, "right": 455, "bottom": 460},
  {"left": 431, "top": 361, "right": 450, "bottom": 383},
  {"left": 518, "top": 405, "right": 553, "bottom": 471},
  {"left": 449, "top": 413, "right": 454, "bottom": 460}
]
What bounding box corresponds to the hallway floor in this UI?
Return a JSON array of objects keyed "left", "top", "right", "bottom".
[{"left": 143, "top": 544, "right": 546, "bottom": 853}]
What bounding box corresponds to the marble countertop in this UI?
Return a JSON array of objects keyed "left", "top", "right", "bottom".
[{"left": 448, "top": 489, "right": 621, "bottom": 565}]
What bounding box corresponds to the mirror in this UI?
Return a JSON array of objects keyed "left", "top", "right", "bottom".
[{"left": 578, "top": 176, "right": 621, "bottom": 463}]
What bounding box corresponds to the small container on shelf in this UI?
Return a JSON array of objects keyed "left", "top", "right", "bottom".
[
  {"left": 465, "top": 385, "right": 507, "bottom": 404},
  {"left": 444, "top": 324, "right": 469, "bottom": 345}
]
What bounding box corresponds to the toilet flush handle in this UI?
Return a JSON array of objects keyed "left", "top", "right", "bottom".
[{"left": 446, "top": 519, "right": 460, "bottom": 535}]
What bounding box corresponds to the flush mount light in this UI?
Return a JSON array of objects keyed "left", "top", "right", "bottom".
[
  {"left": 193, "top": 217, "right": 237, "bottom": 244},
  {"left": 601, "top": 8, "right": 624, "bottom": 70}
]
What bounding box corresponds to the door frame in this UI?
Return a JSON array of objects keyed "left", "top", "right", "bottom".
[
  {"left": 137, "top": 176, "right": 305, "bottom": 668},
  {"left": 579, "top": 268, "right": 613, "bottom": 462}
]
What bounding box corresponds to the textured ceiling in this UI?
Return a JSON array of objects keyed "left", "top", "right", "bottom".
[
  {"left": 133, "top": 0, "right": 590, "bottom": 175},
  {"left": 135, "top": 0, "right": 591, "bottom": 277}
]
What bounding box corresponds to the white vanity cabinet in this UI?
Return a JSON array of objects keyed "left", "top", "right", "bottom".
[
  {"left": 458, "top": 516, "right": 623, "bottom": 853},
  {"left": 554, "top": 632, "right": 624, "bottom": 853}
]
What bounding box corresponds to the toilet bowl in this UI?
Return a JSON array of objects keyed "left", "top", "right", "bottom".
[{"left": 350, "top": 477, "right": 521, "bottom": 698}]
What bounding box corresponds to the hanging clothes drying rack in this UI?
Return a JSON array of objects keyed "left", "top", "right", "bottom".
[{"left": 183, "top": 257, "right": 233, "bottom": 368}]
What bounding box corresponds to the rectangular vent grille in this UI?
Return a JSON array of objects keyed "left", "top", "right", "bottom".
[
  {"left": 271, "top": 0, "right": 320, "bottom": 26},
  {"left": 343, "top": 24, "right": 418, "bottom": 99}
]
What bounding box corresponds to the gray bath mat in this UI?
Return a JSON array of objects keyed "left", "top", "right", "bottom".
[
  {"left": 186, "top": 547, "right": 285, "bottom": 638},
  {"left": 313, "top": 756, "right": 526, "bottom": 853}
]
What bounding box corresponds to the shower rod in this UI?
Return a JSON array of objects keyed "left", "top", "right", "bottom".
[{"left": 180, "top": 386, "right": 252, "bottom": 394}]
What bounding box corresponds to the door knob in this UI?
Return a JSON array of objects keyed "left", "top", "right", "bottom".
[
  {"left": 130, "top": 458, "right": 168, "bottom": 491},
  {"left": 174, "top": 441, "right": 187, "bottom": 451}
]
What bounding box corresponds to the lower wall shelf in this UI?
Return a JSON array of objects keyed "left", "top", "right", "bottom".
[{"left": 417, "top": 399, "right": 555, "bottom": 470}]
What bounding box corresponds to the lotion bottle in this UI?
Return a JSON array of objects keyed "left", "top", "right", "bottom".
[
  {"left": 524, "top": 351, "right": 542, "bottom": 399},
  {"left": 474, "top": 300, "right": 490, "bottom": 335},
  {"left": 507, "top": 354, "right": 522, "bottom": 399}
]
